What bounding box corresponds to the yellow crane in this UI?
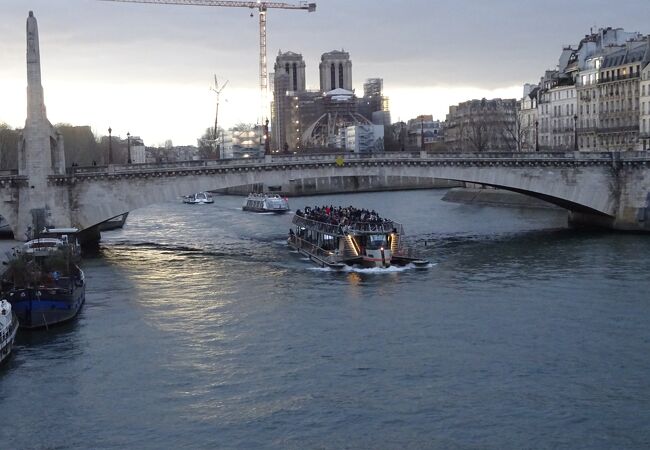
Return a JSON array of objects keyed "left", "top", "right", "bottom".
[{"left": 99, "top": 0, "right": 316, "bottom": 124}]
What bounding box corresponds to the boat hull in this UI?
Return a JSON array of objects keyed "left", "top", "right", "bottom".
[
  {"left": 6, "top": 283, "right": 85, "bottom": 330},
  {"left": 243, "top": 194, "right": 290, "bottom": 213},
  {"left": 184, "top": 199, "right": 214, "bottom": 204},
  {"left": 242, "top": 206, "right": 290, "bottom": 214},
  {"left": 0, "top": 312, "right": 18, "bottom": 364},
  {"left": 98, "top": 212, "right": 129, "bottom": 231}
]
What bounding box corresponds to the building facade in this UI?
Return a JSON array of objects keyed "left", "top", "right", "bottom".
[
  {"left": 519, "top": 27, "right": 650, "bottom": 152},
  {"left": 549, "top": 82, "right": 577, "bottom": 151},
  {"left": 444, "top": 99, "right": 518, "bottom": 152},
  {"left": 641, "top": 45, "right": 650, "bottom": 150},
  {"left": 597, "top": 41, "right": 647, "bottom": 151},
  {"left": 131, "top": 138, "right": 145, "bottom": 164},
  {"left": 406, "top": 115, "right": 443, "bottom": 150},
  {"left": 271, "top": 51, "right": 308, "bottom": 152},
  {"left": 274, "top": 51, "right": 306, "bottom": 92},
  {"left": 345, "top": 125, "right": 384, "bottom": 153},
  {"left": 519, "top": 84, "right": 538, "bottom": 152},
  {"left": 319, "top": 50, "right": 352, "bottom": 92},
  {"left": 271, "top": 50, "right": 390, "bottom": 152}
]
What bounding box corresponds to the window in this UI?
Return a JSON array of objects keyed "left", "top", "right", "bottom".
[
  {"left": 339, "top": 63, "right": 344, "bottom": 89},
  {"left": 330, "top": 63, "right": 336, "bottom": 89},
  {"left": 292, "top": 63, "right": 298, "bottom": 91}
]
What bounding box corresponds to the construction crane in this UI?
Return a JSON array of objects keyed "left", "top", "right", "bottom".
[
  {"left": 211, "top": 75, "right": 228, "bottom": 157},
  {"left": 99, "top": 0, "right": 316, "bottom": 124}
]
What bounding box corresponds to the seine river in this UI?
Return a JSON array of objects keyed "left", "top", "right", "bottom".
[{"left": 2, "top": 190, "right": 650, "bottom": 449}]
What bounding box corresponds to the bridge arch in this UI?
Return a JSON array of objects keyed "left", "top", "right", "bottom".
[{"left": 65, "top": 153, "right": 620, "bottom": 233}]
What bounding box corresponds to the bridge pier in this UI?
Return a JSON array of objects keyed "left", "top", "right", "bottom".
[{"left": 567, "top": 211, "right": 616, "bottom": 230}]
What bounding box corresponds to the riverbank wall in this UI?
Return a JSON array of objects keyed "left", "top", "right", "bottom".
[{"left": 215, "top": 175, "right": 461, "bottom": 196}]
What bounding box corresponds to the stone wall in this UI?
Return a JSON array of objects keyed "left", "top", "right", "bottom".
[{"left": 214, "top": 175, "right": 460, "bottom": 196}]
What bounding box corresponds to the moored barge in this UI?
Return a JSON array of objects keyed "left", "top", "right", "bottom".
[{"left": 1, "top": 229, "right": 85, "bottom": 330}]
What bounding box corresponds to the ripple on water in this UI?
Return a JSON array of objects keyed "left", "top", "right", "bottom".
[{"left": 3, "top": 191, "right": 650, "bottom": 449}]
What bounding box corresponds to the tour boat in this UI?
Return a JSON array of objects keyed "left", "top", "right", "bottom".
[
  {"left": 0, "top": 300, "right": 18, "bottom": 364},
  {"left": 242, "top": 193, "right": 290, "bottom": 213},
  {"left": 183, "top": 192, "right": 214, "bottom": 204},
  {"left": 288, "top": 206, "right": 429, "bottom": 270},
  {"left": 1, "top": 230, "right": 85, "bottom": 330}
]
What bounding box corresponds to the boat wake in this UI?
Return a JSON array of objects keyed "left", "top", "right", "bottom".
[{"left": 308, "top": 262, "right": 435, "bottom": 274}]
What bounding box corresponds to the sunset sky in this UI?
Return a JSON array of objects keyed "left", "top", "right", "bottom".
[{"left": 1, "top": 0, "right": 649, "bottom": 145}]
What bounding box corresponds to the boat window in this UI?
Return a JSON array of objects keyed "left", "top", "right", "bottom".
[
  {"left": 321, "top": 234, "right": 336, "bottom": 250},
  {"left": 366, "top": 234, "right": 388, "bottom": 250}
]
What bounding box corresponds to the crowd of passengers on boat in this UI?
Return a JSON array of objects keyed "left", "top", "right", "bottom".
[{"left": 295, "top": 205, "right": 396, "bottom": 232}]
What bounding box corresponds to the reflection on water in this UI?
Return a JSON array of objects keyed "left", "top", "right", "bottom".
[{"left": 2, "top": 190, "right": 650, "bottom": 449}]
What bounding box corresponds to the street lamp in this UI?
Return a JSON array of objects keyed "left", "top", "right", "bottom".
[
  {"left": 264, "top": 119, "right": 270, "bottom": 156},
  {"left": 420, "top": 117, "right": 424, "bottom": 152},
  {"left": 108, "top": 127, "right": 112, "bottom": 164},
  {"left": 573, "top": 114, "right": 578, "bottom": 151},
  {"left": 535, "top": 120, "right": 539, "bottom": 152},
  {"left": 127, "top": 132, "right": 132, "bottom": 164}
]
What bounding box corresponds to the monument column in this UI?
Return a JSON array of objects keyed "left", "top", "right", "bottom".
[{"left": 17, "top": 11, "right": 72, "bottom": 239}]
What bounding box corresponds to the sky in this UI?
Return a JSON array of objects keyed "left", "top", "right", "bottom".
[{"left": 1, "top": 0, "right": 649, "bottom": 146}]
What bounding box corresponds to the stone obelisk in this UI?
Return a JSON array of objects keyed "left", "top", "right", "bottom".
[{"left": 17, "top": 11, "right": 69, "bottom": 239}]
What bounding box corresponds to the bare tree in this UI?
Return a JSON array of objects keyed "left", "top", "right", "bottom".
[
  {"left": 498, "top": 104, "right": 524, "bottom": 152},
  {"left": 0, "top": 123, "right": 20, "bottom": 169},
  {"left": 55, "top": 124, "right": 100, "bottom": 166},
  {"left": 465, "top": 109, "right": 491, "bottom": 152},
  {"left": 197, "top": 127, "right": 223, "bottom": 160}
]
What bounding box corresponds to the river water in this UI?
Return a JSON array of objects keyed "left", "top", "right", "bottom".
[{"left": 1, "top": 189, "right": 649, "bottom": 449}]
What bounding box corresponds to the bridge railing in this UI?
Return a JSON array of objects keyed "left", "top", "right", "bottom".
[{"left": 61, "top": 149, "right": 650, "bottom": 177}]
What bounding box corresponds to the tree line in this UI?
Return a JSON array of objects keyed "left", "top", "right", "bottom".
[{"left": 0, "top": 123, "right": 152, "bottom": 169}]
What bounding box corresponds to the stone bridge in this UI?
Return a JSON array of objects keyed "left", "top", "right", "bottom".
[{"left": 2, "top": 150, "right": 650, "bottom": 240}]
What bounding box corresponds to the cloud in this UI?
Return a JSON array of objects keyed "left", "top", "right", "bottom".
[{"left": 1, "top": 0, "right": 649, "bottom": 144}]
